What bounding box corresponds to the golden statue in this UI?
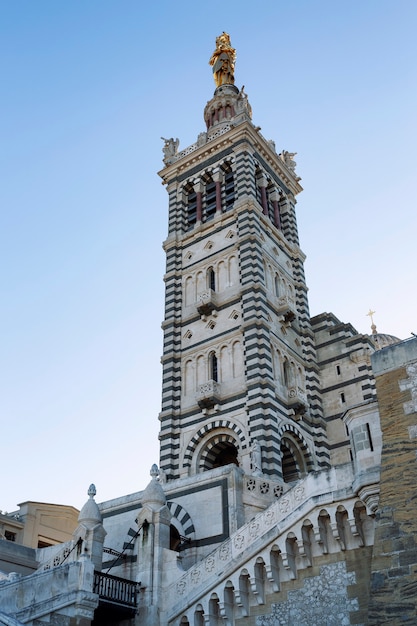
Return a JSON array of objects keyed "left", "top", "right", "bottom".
[{"left": 209, "top": 32, "right": 236, "bottom": 87}]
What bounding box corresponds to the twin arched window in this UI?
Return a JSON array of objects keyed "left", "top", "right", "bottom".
[{"left": 184, "top": 165, "right": 235, "bottom": 232}]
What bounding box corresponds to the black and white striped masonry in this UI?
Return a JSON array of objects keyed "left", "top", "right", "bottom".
[{"left": 157, "top": 76, "right": 329, "bottom": 485}]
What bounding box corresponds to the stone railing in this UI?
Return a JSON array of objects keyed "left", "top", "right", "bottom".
[
  {"left": 196, "top": 289, "right": 218, "bottom": 316},
  {"left": 287, "top": 386, "right": 308, "bottom": 411},
  {"left": 276, "top": 294, "right": 295, "bottom": 314},
  {"left": 0, "top": 559, "right": 97, "bottom": 624},
  {"left": 176, "top": 125, "right": 232, "bottom": 161},
  {"left": 196, "top": 380, "right": 221, "bottom": 410},
  {"left": 37, "top": 538, "right": 80, "bottom": 572},
  {"left": 276, "top": 295, "right": 297, "bottom": 326}
]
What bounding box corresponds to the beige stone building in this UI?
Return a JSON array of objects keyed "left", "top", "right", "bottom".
[
  {"left": 0, "top": 501, "right": 79, "bottom": 577},
  {"left": 1, "top": 34, "right": 416, "bottom": 626}
]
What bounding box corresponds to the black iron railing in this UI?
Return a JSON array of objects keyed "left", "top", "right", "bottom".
[{"left": 93, "top": 571, "right": 139, "bottom": 608}]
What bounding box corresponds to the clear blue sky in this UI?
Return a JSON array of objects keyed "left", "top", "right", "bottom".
[{"left": 1, "top": 1, "right": 416, "bottom": 513}]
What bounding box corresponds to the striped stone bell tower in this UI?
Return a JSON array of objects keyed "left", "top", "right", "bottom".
[{"left": 158, "top": 34, "right": 328, "bottom": 486}]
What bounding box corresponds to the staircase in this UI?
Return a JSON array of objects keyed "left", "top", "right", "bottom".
[{"left": 162, "top": 467, "right": 375, "bottom": 624}]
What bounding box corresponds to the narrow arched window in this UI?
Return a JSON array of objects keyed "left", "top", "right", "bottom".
[
  {"left": 208, "top": 267, "right": 216, "bottom": 291},
  {"left": 210, "top": 352, "right": 218, "bottom": 382},
  {"left": 283, "top": 358, "right": 290, "bottom": 387},
  {"left": 274, "top": 274, "right": 280, "bottom": 296}
]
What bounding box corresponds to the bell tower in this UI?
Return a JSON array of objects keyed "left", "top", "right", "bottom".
[{"left": 158, "top": 33, "right": 328, "bottom": 485}]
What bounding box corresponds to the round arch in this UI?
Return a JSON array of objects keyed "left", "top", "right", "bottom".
[
  {"left": 183, "top": 420, "right": 247, "bottom": 472},
  {"left": 277, "top": 424, "right": 313, "bottom": 482},
  {"left": 198, "top": 431, "right": 240, "bottom": 472}
]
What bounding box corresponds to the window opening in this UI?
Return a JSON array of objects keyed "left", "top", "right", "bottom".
[
  {"left": 267, "top": 187, "right": 275, "bottom": 224},
  {"left": 223, "top": 166, "right": 235, "bottom": 211},
  {"left": 5, "top": 531, "right": 16, "bottom": 542},
  {"left": 255, "top": 179, "right": 262, "bottom": 206},
  {"left": 210, "top": 352, "right": 218, "bottom": 382},
  {"left": 281, "top": 442, "right": 299, "bottom": 483},
  {"left": 283, "top": 359, "right": 290, "bottom": 387},
  {"left": 208, "top": 267, "right": 216, "bottom": 291},
  {"left": 366, "top": 423, "right": 374, "bottom": 451},
  {"left": 275, "top": 198, "right": 283, "bottom": 230},
  {"left": 274, "top": 274, "right": 280, "bottom": 296},
  {"left": 186, "top": 186, "right": 197, "bottom": 230},
  {"left": 204, "top": 177, "right": 217, "bottom": 221}
]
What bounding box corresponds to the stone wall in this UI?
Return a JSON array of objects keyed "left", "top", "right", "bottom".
[
  {"left": 369, "top": 338, "right": 417, "bottom": 624},
  {"left": 234, "top": 549, "right": 372, "bottom": 626}
]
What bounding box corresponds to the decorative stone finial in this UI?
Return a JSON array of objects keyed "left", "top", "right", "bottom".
[
  {"left": 88, "top": 484, "right": 96, "bottom": 498},
  {"left": 141, "top": 465, "right": 166, "bottom": 510},
  {"left": 78, "top": 483, "right": 102, "bottom": 525},
  {"left": 209, "top": 32, "right": 236, "bottom": 87}
]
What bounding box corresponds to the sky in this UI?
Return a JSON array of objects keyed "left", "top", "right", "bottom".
[{"left": 1, "top": 1, "right": 416, "bottom": 513}]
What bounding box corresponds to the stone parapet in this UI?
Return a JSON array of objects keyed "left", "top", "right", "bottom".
[{"left": 0, "top": 559, "right": 97, "bottom": 625}]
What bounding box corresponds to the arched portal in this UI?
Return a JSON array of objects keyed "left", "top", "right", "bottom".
[
  {"left": 198, "top": 431, "right": 240, "bottom": 472},
  {"left": 280, "top": 436, "right": 307, "bottom": 483}
]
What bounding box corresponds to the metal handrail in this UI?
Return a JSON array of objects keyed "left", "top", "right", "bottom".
[{"left": 93, "top": 571, "right": 139, "bottom": 608}]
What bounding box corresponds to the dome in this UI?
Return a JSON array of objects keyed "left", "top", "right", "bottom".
[{"left": 370, "top": 333, "right": 401, "bottom": 350}]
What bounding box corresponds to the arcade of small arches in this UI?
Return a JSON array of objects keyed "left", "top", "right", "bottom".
[
  {"left": 183, "top": 339, "right": 307, "bottom": 414},
  {"left": 172, "top": 501, "right": 373, "bottom": 625},
  {"left": 263, "top": 260, "right": 295, "bottom": 302},
  {"left": 270, "top": 344, "right": 306, "bottom": 395},
  {"left": 183, "top": 339, "right": 244, "bottom": 397},
  {"left": 183, "top": 253, "right": 239, "bottom": 308}
]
